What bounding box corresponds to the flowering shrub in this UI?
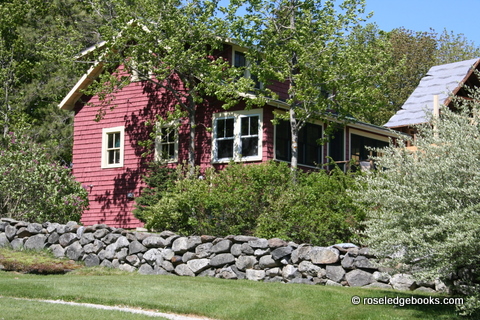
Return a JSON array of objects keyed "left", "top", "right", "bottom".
[
  {"left": 352, "top": 96, "right": 480, "bottom": 317},
  {"left": 0, "top": 132, "right": 88, "bottom": 223}
]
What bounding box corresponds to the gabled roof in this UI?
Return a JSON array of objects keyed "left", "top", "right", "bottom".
[{"left": 384, "top": 58, "right": 480, "bottom": 128}]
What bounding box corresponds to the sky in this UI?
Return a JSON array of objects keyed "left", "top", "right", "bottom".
[{"left": 364, "top": 0, "right": 480, "bottom": 45}]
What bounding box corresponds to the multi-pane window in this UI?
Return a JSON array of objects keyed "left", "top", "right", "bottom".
[
  {"left": 213, "top": 110, "right": 262, "bottom": 162},
  {"left": 102, "top": 126, "right": 124, "bottom": 168},
  {"left": 275, "top": 120, "right": 323, "bottom": 167},
  {"left": 156, "top": 126, "right": 178, "bottom": 162},
  {"left": 216, "top": 118, "right": 235, "bottom": 159},
  {"left": 234, "top": 51, "right": 261, "bottom": 89},
  {"left": 107, "top": 132, "right": 121, "bottom": 165},
  {"left": 240, "top": 116, "right": 259, "bottom": 157}
]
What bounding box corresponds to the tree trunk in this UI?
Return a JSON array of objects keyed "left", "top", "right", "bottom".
[
  {"left": 289, "top": 107, "right": 299, "bottom": 170},
  {"left": 187, "top": 102, "right": 196, "bottom": 177}
]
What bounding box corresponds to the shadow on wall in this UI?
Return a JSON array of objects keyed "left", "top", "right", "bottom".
[{"left": 93, "top": 81, "right": 180, "bottom": 227}]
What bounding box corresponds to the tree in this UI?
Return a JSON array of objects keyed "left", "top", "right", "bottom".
[
  {"left": 0, "top": 0, "right": 105, "bottom": 163},
  {"left": 434, "top": 29, "right": 480, "bottom": 65},
  {"left": 373, "top": 28, "right": 480, "bottom": 126},
  {"left": 85, "top": 0, "right": 257, "bottom": 172},
  {"left": 352, "top": 91, "right": 480, "bottom": 316},
  {"left": 0, "top": 129, "right": 88, "bottom": 223},
  {"left": 224, "top": 0, "right": 393, "bottom": 171}
]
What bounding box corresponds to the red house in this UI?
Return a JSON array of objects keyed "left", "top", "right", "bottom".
[{"left": 60, "top": 43, "right": 399, "bottom": 229}]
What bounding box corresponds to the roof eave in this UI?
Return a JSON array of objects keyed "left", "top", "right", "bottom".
[{"left": 59, "top": 62, "right": 104, "bottom": 111}]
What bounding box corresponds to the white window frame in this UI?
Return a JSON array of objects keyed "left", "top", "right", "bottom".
[
  {"left": 154, "top": 123, "right": 178, "bottom": 163},
  {"left": 101, "top": 126, "right": 125, "bottom": 168},
  {"left": 232, "top": 47, "right": 263, "bottom": 90},
  {"left": 212, "top": 109, "right": 263, "bottom": 163}
]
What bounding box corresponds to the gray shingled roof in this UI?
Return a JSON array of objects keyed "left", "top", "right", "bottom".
[{"left": 384, "top": 58, "right": 480, "bottom": 128}]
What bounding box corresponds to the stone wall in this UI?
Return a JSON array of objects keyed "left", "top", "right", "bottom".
[{"left": 0, "top": 218, "right": 446, "bottom": 293}]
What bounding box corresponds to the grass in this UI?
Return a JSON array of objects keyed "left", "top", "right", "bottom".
[
  {"left": 0, "top": 296, "right": 169, "bottom": 320},
  {"left": 0, "top": 247, "right": 462, "bottom": 319},
  {"left": 0, "top": 270, "right": 461, "bottom": 320},
  {"left": 0, "top": 247, "right": 82, "bottom": 274}
]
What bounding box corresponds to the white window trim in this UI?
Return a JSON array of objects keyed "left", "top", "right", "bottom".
[
  {"left": 212, "top": 109, "right": 263, "bottom": 163},
  {"left": 154, "top": 123, "right": 179, "bottom": 163},
  {"left": 101, "top": 126, "right": 125, "bottom": 168},
  {"left": 349, "top": 128, "right": 390, "bottom": 142},
  {"left": 232, "top": 47, "right": 263, "bottom": 90}
]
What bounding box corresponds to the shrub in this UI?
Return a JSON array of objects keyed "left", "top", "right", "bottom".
[
  {"left": 139, "top": 161, "right": 365, "bottom": 245},
  {"left": 0, "top": 132, "right": 88, "bottom": 223},
  {"left": 352, "top": 97, "right": 480, "bottom": 317},
  {"left": 133, "top": 162, "right": 178, "bottom": 222},
  {"left": 256, "top": 167, "right": 365, "bottom": 245}
]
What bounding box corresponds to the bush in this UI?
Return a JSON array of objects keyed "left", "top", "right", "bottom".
[
  {"left": 138, "top": 161, "right": 365, "bottom": 245},
  {"left": 133, "top": 162, "right": 178, "bottom": 222},
  {"left": 352, "top": 98, "right": 480, "bottom": 317},
  {"left": 0, "top": 132, "right": 88, "bottom": 223},
  {"left": 256, "top": 167, "right": 365, "bottom": 245}
]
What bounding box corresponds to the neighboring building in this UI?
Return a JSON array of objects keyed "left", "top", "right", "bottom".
[
  {"left": 60, "top": 43, "right": 399, "bottom": 228},
  {"left": 385, "top": 58, "right": 480, "bottom": 136}
]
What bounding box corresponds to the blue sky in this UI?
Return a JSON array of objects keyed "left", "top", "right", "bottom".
[{"left": 365, "top": 0, "right": 480, "bottom": 45}]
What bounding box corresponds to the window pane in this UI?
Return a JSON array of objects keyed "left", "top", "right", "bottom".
[
  {"left": 250, "top": 116, "right": 259, "bottom": 135},
  {"left": 241, "top": 137, "right": 258, "bottom": 157},
  {"left": 241, "top": 116, "right": 259, "bottom": 136},
  {"left": 234, "top": 51, "right": 246, "bottom": 67},
  {"left": 108, "top": 133, "right": 114, "bottom": 149},
  {"left": 162, "top": 144, "right": 174, "bottom": 159},
  {"left": 218, "top": 139, "right": 234, "bottom": 158},
  {"left": 114, "top": 150, "right": 120, "bottom": 163},
  {"left": 241, "top": 117, "right": 249, "bottom": 136},
  {"left": 275, "top": 120, "right": 290, "bottom": 161},
  {"left": 108, "top": 150, "right": 120, "bottom": 164},
  {"left": 217, "top": 118, "right": 234, "bottom": 138},
  {"left": 108, "top": 150, "right": 114, "bottom": 164},
  {"left": 114, "top": 133, "right": 120, "bottom": 148},
  {"left": 225, "top": 118, "right": 234, "bottom": 137}
]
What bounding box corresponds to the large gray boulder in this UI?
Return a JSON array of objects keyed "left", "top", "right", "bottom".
[
  {"left": 246, "top": 269, "right": 266, "bottom": 281},
  {"left": 84, "top": 254, "right": 100, "bottom": 267},
  {"left": 0, "top": 234, "right": 9, "bottom": 247},
  {"left": 175, "top": 264, "right": 195, "bottom": 277},
  {"left": 172, "top": 237, "right": 188, "bottom": 253},
  {"left": 143, "top": 236, "right": 167, "bottom": 248},
  {"left": 390, "top": 274, "right": 417, "bottom": 291},
  {"left": 248, "top": 238, "right": 269, "bottom": 249},
  {"left": 310, "top": 247, "right": 339, "bottom": 264},
  {"left": 65, "top": 241, "right": 84, "bottom": 260},
  {"left": 235, "top": 255, "right": 257, "bottom": 271},
  {"left": 271, "top": 246, "right": 292, "bottom": 260},
  {"left": 345, "top": 269, "right": 374, "bottom": 287},
  {"left": 326, "top": 265, "right": 345, "bottom": 283},
  {"left": 210, "top": 253, "right": 235, "bottom": 267},
  {"left": 187, "top": 259, "right": 210, "bottom": 274},
  {"left": 24, "top": 234, "right": 47, "bottom": 250},
  {"left": 129, "top": 240, "right": 147, "bottom": 255},
  {"left": 210, "top": 240, "right": 232, "bottom": 253},
  {"left": 58, "top": 233, "right": 77, "bottom": 247}
]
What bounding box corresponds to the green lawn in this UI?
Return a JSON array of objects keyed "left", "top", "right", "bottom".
[
  {"left": 0, "top": 296, "right": 170, "bottom": 320},
  {"left": 0, "top": 270, "right": 460, "bottom": 320}
]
